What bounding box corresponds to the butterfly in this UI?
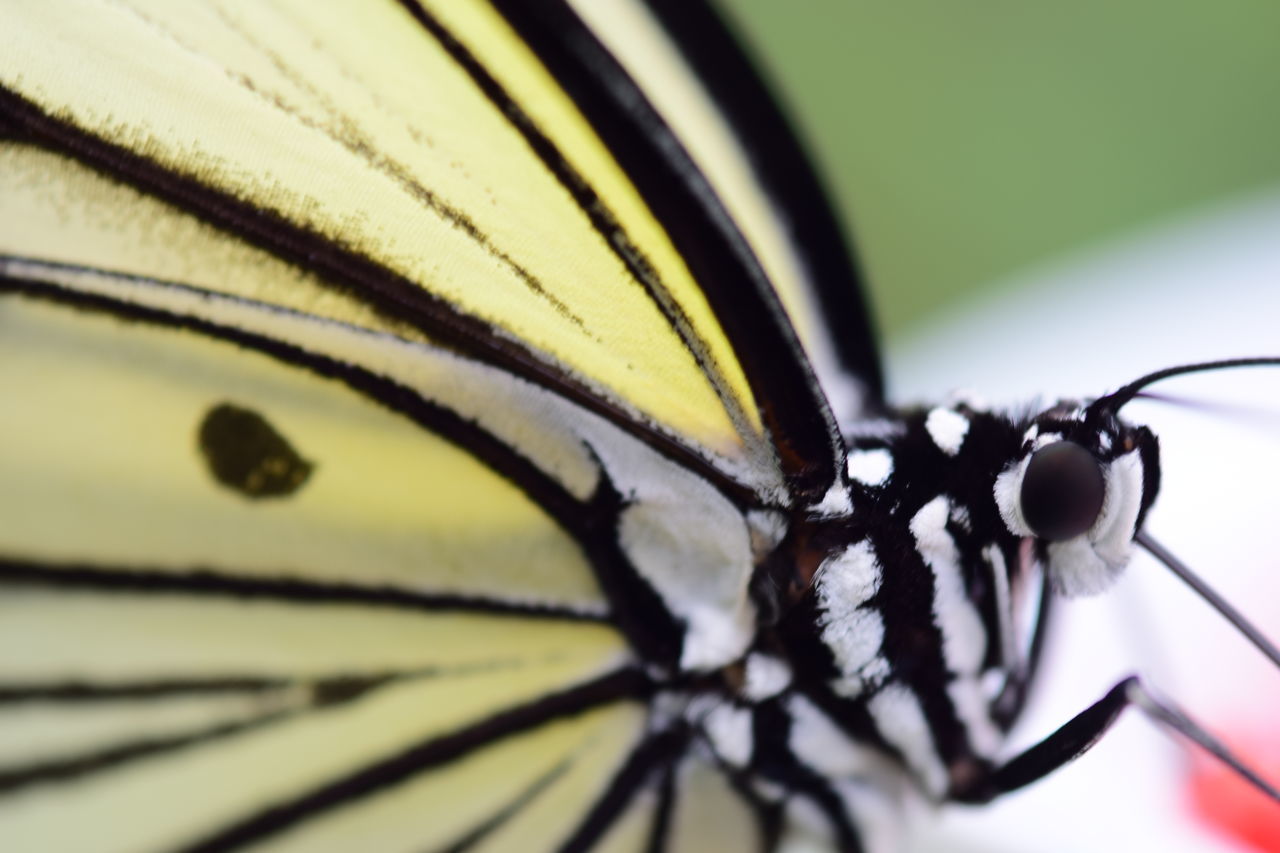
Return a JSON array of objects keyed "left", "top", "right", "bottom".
[{"left": 1, "top": 2, "right": 1276, "bottom": 852}]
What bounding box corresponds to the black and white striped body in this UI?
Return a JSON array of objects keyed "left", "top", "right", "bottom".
[{"left": 649, "top": 401, "right": 1162, "bottom": 852}]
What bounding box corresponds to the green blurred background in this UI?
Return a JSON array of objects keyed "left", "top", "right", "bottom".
[{"left": 720, "top": 1, "right": 1280, "bottom": 338}]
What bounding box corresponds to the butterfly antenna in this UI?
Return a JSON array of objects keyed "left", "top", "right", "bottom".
[
  {"left": 1085, "top": 356, "right": 1280, "bottom": 414},
  {"left": 1092, "top": 356, "right": 1280, "bottom": 413},
  {"left": 1135, "top": 530, "right": 1280, "bottom": 670}
]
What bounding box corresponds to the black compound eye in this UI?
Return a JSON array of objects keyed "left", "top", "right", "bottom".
[{"left": 1020, "top": 441, "right": 1105, "bottom": 541}]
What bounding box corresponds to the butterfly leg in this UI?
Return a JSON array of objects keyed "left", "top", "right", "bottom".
[{"left": 951, "top": 675, "right": 1280, "bottom": 804}]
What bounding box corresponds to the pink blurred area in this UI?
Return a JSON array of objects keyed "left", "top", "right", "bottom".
[
  {"left": 1189, "top": 727, "right": 1280, "bottom": 853},
  {"left": 891, "top": 188, "right": 1280, "bottom": 852}
]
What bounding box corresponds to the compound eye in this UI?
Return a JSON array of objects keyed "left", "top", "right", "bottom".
[{"left": 1020, "top": 441, "right": 1106, "bottom": 541}]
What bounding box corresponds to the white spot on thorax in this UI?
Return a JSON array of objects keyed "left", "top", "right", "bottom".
[
  {"left": 925, "top": 407, "right": 969, "bottom": 456},
  {"left": 817, "top": 539, "right": 881, "bottom": 603},
  {"left": 846, "top": 448, "right": 894, "bottom": 487},
  {"left": 809, "top": 480, "right": 854, "bottom": 518},
  {"left": 742, "top": 653, "right": 793, "bottom": 701},
  {"left": 815, "top": 540, "right": 888, "bottom": 697}
]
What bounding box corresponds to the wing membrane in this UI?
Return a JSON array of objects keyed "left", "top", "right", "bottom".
[
  {"left": 0, "top": 290, "right": 606, "bottom": 611},
  {"left": 570, "top": 0, "right": 884, "bottom": 424},
  {"left": 0, "top": 0, "right": 799, "bottom": 500},
  {"left": 0, "top": 603, "right": 635, "bottom": 851},
  {"left": 664, "top": 758, "right": 767, "bottom": 852}
]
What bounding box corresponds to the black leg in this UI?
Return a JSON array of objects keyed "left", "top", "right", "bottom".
[{"left": 952, "top": 675, "right": 1280, "bottom": 805}]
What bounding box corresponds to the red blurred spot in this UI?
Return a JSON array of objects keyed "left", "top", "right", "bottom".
[{"left": 1187, "top": 729, "right": 1280, "bottom": 852}]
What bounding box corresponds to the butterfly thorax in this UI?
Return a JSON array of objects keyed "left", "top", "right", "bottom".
[{"left": 684, "top": 399, "right": 1161, "bottom": 827}]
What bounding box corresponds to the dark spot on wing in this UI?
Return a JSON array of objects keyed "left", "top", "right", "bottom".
[
  {"left": 197, "top": 402, "right": 313, "bottom": 499},
  {"left": 310, "top": 674, "right": 395, "bottom": 709}
]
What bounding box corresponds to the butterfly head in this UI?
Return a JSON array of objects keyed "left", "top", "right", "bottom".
[{"left": 993, "top": 401, "right": 1160, "bottom": 596}]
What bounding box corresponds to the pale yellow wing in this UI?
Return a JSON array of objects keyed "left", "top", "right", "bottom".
[
  {"left": 566, "top": 0, "right": 884, "bottom": 427},
  {"left": 0, "top": 583, "right": 639, "bottom": 852},
  {"left": 0, "top": 284, "right": 658, "bottom": 851},
  {"left": 0, "top": 0, "right": 849, "bottom": 504}
]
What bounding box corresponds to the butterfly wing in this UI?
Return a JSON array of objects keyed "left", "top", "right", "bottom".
[
  {"left": 0, "top": 0, "right": 881, "bottom": 850},
  {"left": 557, "top": 0, "right": 884, "bottom": 426}
]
